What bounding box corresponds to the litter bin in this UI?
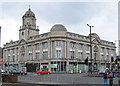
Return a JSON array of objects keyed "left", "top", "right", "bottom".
[{"left": 2, "top": 74, "right": 18, "bottom": 83}]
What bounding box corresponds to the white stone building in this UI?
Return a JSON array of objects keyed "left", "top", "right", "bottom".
[{"left": 3, "top": 8, "right": 116, "bottom": 73}]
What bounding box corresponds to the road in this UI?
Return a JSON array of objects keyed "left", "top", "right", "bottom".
[{"left": 18, "top": 73, "right": 119, "bottom": 85}]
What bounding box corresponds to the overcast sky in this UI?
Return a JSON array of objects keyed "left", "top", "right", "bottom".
[{"left": 0, "top": 1, "right": 118, "bottom": 50}]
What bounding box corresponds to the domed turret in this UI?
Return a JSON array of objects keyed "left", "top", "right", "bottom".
[
  {"left": 22, "top": 8, "right": 36, "bottom": 29},
  {"left": 23, "top": 8, "right": 35, "bottom": 18},
  {"left": 50, "top": 24, "right": 67, "bottom": 32}
]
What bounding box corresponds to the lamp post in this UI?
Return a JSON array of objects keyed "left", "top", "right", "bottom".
[{"left": 87, "top": 24, "right": 94, "bottom": 74}]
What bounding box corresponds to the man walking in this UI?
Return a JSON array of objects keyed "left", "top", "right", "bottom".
[{"left": 109, "top": 70, "right": 114, "bottom": 86}]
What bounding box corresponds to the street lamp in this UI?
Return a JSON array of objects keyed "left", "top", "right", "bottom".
[{"left": 87, "top": 24, "right": 94, "bottom": 74}]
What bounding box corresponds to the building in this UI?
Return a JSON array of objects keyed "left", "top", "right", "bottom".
[{"left": 3, "top": 8, "right": 116, "bottom": 73}]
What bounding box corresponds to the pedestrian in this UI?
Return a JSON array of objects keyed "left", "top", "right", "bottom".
[
  {"left": 109, "top": 70, "right": 114, "bottom": 86},
  {"left": 103, "top": 71, "right": 108, "bottom": 86}
]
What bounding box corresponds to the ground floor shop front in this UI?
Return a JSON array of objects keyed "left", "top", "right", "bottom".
[{"left": 5, "top": 61, "right": 111, "bottom": 73}]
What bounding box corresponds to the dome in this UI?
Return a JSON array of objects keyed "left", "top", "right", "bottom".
[
  {"left": 50, "top": 24, "right": 67, "bottom": 32},
  {"left": 23, "top": 8, "right": 35, "bottom": 17}
]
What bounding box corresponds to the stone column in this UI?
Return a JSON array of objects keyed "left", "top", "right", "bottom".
[
  {"left": 48, "top": 61, "right": 51, "bottom": 72},
  {"left": 66, "top": 61, "right": 69, "bottom": 72}
]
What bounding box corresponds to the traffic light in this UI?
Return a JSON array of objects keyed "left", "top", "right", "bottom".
[{"left": 85, "top": 57, "right": 88, "bottom": 65}]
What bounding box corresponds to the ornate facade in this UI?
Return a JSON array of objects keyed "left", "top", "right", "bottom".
[{"left": 3, "top": 8, "right": 116, "bottom": 73}]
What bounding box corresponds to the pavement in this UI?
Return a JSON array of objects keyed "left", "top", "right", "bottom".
[
  {"left": 1, "top": 73, "right": 120, "bottom": 86},
  {"left": 18, "top": 73, "right": 120, "bottom": 85}
]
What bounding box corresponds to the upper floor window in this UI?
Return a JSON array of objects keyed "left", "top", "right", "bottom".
[
  {"left": 70, "top": 51, "right": 74, "bottom": 59},
  {"left": 8, "top": 49, "right": 10, "bottom": 54},
  {"left": 43, "top": 42, "right": 48, "bottom": 48},
  {"left": 101, "top": 55, "right": 104, "bottom": 61},
  {"left": 16, "top": 48, "right": 18, "bottom": 53},
  {"left": 70, "top": 42, "right": 74, "bottom": 49},
  {"left": 86, "top": 53, "right": 90, "bottom": 59},
  {"left": 43, "top": 51, "right": 48, "bottom": 59},
  {"left": 12, "top": 48, "right": 15, "bottom": 53},
  {"left": 78, "top": 52, "right": 83, "bottom": 59},
  {"left": 28, "top": 45, "right": 32, "bottom": 50},
  {"left": 86, "top": 45, "right": 90, "bottom": 51},
  {"left": 36, "top": 52, "right": 40, "bottom": 60},
  {"left": 101, "top": 47, "right": 104, "bottom": 53},
  {"left": 35, "top": 43, "right": 40, "bottom": 50},
  {"left": 106, "top": 48, "right": 109, "bottom": 54},
  {"left": 56, "top": 50, "right": 61, "bottom": 58},
  {"left": 56, "top": 41, "right": 61, "bottom": 47},
  {"left": 13, "top": 55, "right": 15, "bottom": 62},
  {"left": 22, "top": 32, "right": 24, "bottom": 36},
  {"left": 8, "top": 56, "right": 10, "bottom": 62},
  {"left": 78, "top": 43, "right": 83, "bottom": 50},
  {"left": 111, "top": 49, "right": 114, "bottom": 54},
  {"left": 29, "top": 53, "right": 32, "bottom": 60}
]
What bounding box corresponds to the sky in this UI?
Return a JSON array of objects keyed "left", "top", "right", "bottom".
[{"left": 0, "top": 1, "right": 118, "bottom": 52}]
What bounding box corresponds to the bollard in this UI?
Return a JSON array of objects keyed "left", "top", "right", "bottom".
[
  {"left": 85, "top": 72, "right": 87, "bottom": 76},
  {"left": 80, "top": 70, "right": 82, "bottom": 73}
]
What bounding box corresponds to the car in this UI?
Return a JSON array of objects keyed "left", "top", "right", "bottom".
[
  {"left": 99, "top": 69, "right": 106, "bottom": 74},
  {"left": 98, "top": 68, "right": 110, "bottom": 74},
  {"left": 9, "top": 70, "right": 27, "bottom": 75},
  {"left": 37, "top": 69, "right": 51, "bottom": 75},
  {"left": 1, "top": 69, "right": 5, "bottom": 73}
]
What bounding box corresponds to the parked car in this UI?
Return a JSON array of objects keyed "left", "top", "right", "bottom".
[
  {"left": 1, "top": 69, "right": 5, "bottom": 73},
  {"left": 99, "top": 68, "right": 110, "bottom": 74},
  {"left": 9, "top": 70, "right": 27, "bottom": 75},
  {"left": 37, "top": 69, "right": 51, "bottom": 74},
  {"left": 112, "top": 69, "right": 119, "bottom": 73}
]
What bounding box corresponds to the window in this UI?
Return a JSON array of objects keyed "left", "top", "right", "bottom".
[
  {"left": 8, "top": 56, "right": 10, "bottom": 62},
  {"left": 101, "top": 55, "right": 104, "bottom": 61},
  {"left": 35, "top": 43, "right": 40, "bottom": 50},
  {"left": 16, "top": 48, "right": 18, "bottom": 53},
  {"left": 36, "top": 52, "right": 40, "bottom": 59},
  {"left": 56, "top": 41, "right": 61, "bottom": 46},
  {"left": 111, "top": 49, "right": 114, "bottom": 54},
  {"left": 86, "top": 53, "right": 90, "bottom": 59},
  {"left": 43, "top": 42, "right": 48, "bottom": 48},
  {"left": 70, "top": 51, "right": 74, "bottom": 59},
  {"left": 78, "top": 43, "right": 82, "bottom": 50},
  {"left": 101, "top": 47, "right": 104, "bottom": 53},
  {"left": 12, "top": 48, "right": 15, "bottom": 53},
  {"left": 28, "top": 45, "right": 32, "bottom": 50},
  {"left": 106, "top": 55, "right": 109, "bottom": 61},
  {"left": 43, "top": 51, "right": 48, "bottom": 59},
  {"left": 106, "top": 48, "right": 109, "bottom": 54},
  {"left": 13, "top": 55, "right": 15, "bottom": 62},
  {"left": 70, "top": 42, "right": 74, "bottom": 48},
  {"left": 29, "top": 53, "right": 33, "bottom": 60},
  {"left": 78, "top": 52, "right": 83, "bottom": 59},
  {"left": 86, "top": 45, "right": 90, "bottom": 51},
  {"left": 22, "top": 32, "right": 24, "bottom": 36},
  {"left": 56, "top": 50, "right": 61, "bottom": 58},
  {"left": 8, "top": 49, "right": 10, "bottom": 54}
]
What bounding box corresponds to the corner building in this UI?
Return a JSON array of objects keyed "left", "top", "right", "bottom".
[{"left": 3, "top": 8, "right": 116, "bottom": 73}]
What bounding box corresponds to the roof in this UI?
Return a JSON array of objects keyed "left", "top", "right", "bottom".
[
  {"left": 50, "top": 24, "right": 67, "bottom": 32},
  {"left": 23, "top": 8, "right": 35, "bottom": 17}
]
